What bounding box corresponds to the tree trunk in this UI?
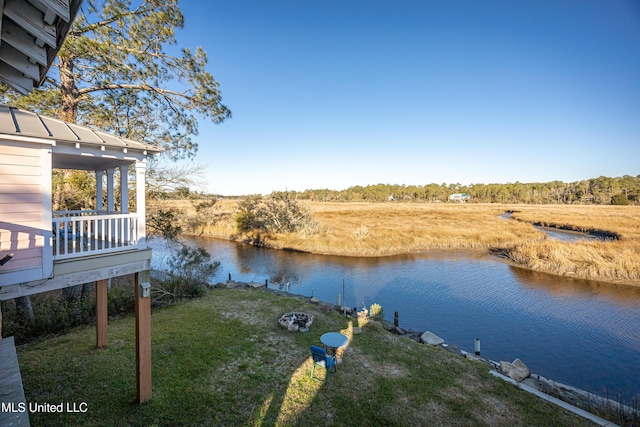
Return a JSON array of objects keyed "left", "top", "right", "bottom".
[
  {"left": 59, "top": 54, "right": 84, "bottom": 302},
  {"left": 15, "top": 296, "right": 35, "bottom": 327},
  {"left": 59, "top": 56, "right": 79, "bottom": 123}
]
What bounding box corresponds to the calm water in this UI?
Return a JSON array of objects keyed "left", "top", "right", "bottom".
[{"left": 150, "top": 237, "right": 640, "bottom": 400}]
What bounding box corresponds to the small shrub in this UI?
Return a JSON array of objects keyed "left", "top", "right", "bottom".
[
  {"left": 235, "top": 193, "right": 318, "bottom": 234},
  {"left": 153, "top": 245, "right": 220, "bottom": 306},
  {"left": 369, "top": 303, "right": 384, "bottom": 321}
]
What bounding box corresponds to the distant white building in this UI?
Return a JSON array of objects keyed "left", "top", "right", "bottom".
[{"left": 448, "top": 193, "right": 470, "bottom": 202}]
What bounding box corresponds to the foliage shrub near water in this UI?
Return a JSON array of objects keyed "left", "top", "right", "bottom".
[
  {"left": 235, "top": 192, "right": 319, "bottom": 234},
  {"left": 153, "top": 246, "right": 221, "bottom": 306}
]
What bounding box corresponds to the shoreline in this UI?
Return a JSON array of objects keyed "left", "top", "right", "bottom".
[{"left": 182, "top": 231, "right": 640, "bottom": 289}]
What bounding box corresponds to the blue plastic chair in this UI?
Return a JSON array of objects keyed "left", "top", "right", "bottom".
[{"left": 310, "top": 345, "right": 336, "bottom": 384}]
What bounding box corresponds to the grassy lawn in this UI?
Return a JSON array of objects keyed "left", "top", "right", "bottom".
[{"left": 17, "top": 288, "right": 592, "bottom": 426}]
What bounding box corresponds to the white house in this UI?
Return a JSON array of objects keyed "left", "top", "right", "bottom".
[
  {"left": 448, "top": 193, "right": 470, "bottom": 202},
  {"left": 0, "top": 106, "right": 161, "bottom": 403},
  {"left": 0, "top": 0, "right": 164, "bottom": 414}
]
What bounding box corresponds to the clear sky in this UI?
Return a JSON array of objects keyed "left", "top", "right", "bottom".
[{"left": 176, "top": 1, "right": 640, "bottom": 196}]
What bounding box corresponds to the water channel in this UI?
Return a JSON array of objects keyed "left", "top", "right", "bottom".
[{"left": 150, "top": 234, "right": 640, "bottom": 401}]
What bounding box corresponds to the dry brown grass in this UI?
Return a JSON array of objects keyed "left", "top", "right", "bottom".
[
  {"left": 153, "top": 199, "right": 640, "bottom": 286},
  {"left": 505, "top": 205, "right": 640, "bottom": 285},
  {"left": 509, "top": 204, "right": 640, "bottom": 239},
  {"left": 505, "top": 239, "right": 640, "bottom": 284},
  {"left": 191, "top": 201, "right": 545, "bottom": 256}
]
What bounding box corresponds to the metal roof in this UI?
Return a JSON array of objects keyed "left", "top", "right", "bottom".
[{"left": 0, "top": 105, "right": 162, "bottom": 154}]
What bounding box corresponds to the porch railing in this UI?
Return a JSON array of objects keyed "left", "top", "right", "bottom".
[
  {"left": 53, "top": 209, "right": 99, "bottom": 218},
  {"left": 52, "top": 212, "right": 139, "bottom": 260}
]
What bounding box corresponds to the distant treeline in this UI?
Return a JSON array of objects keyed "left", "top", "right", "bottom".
[{"left": 276, "top": 175, "right": 640, "bottom": 205}]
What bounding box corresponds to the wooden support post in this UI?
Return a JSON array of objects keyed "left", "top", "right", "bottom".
[
  {"left": 135, "top": 270, "right": 152, "bottom": 403},
  {"left": 96, "top": 279, "right": 108, "bottom": 348}
]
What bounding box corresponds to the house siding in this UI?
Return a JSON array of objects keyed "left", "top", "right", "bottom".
[{"left": 0, "top": 139, "right": 52, "bottom": 284}]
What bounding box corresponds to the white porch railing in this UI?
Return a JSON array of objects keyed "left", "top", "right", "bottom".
[
  {"left": 52, "top": 213, "right": 139, "bottom": 260},
  {"left": 53, "top": 209, "right": 99, "bottom": 218}
]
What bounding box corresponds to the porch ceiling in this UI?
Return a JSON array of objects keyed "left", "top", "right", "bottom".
[{"left": 52, "top": 152, "right": 135, "bottom": 171}]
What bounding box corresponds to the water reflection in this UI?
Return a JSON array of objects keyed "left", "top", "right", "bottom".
[
  {"left": 150, "top": 236, "right": 640, "bottom": 400},
  {"left": 533, "top": 226, "right": 599, "bottom": 242},
  {"left": 511, "top": 266, "right": 640, "bottom": 307}
]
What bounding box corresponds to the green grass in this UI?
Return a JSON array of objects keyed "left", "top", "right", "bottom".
[{"left": 17, "top": 288, "right": 592, "bottom": 426}]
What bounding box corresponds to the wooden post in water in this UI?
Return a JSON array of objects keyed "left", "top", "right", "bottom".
[
  {"left": 228, "top": 273, "right": 231, "bottom": 281},
  {"left": 394, "top": 311, "right": 399, "bottom": 327},
  {"left": 342, "top": 279, "right": 346, "bottom": 317}
]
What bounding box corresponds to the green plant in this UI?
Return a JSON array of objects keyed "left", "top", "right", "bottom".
[
  {"left": 153, "top": 246, "right": 220, "bottom": 306},
  {"left": 148, "top": 209, "right": 183, "bottom": 240},
  {"left": 369, "top": 303, "right": 384, "bottom": 321},
  {"left": 235, "top": 193, "right": 318, "bottom": 234}
]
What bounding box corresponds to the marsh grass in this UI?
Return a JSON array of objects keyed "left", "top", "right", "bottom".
[
  {"left": 509, "top": 205, "right": 640, "bottom": 240},
  {"left": 17, "top": 289, "right": 592, "bottom": 426},
  {"left": 504, "top": 239, "right": 640, "bottom": 284},
  {"left": 172, "top": 201, "right": 546, "bottom": 255},
  {"left": 506, "top": 205, "right": 640, "bottom": 284},
  {"left": 152, "top": 200, "right": 640, "bottom": 285}
]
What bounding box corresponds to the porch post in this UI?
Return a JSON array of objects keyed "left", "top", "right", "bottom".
[
  {"left": 106, "top": 168, "right": 116, "bottom": 213},
  {"left": 96, "top": 170, "right": 104, "bottom": 212},
  {"left": 135, "top": 270, "right": 152, "bottom": 403},
  {"left": 120, "top": 165, "right": 129, "bottom": 213},
  {"left": 135, "top": 160, "right": 147, "bottom": 248},
  {"left": 96, "top": 279, "right": 108, "bottom": 348}
]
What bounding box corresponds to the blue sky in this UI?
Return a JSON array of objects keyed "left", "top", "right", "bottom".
[{"left": 176, "top": 1, "right": 640, "bottom": 196}]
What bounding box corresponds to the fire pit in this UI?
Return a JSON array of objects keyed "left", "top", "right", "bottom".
[{"left": 279, "top": 312, "right": 313, "bottom": 332}]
